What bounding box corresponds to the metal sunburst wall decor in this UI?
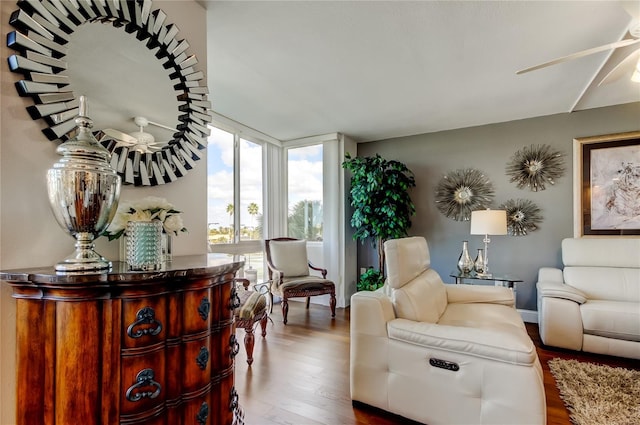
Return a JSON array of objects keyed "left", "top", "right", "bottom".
[
  {"left": 499, "top": 198, "right": 543, "bottom": 236},
  {"left": 505, "top": 144, "right": 565, "bottom": 191},
  {"left": 435, "top": 168, "right": 495, "bottom": 221}
]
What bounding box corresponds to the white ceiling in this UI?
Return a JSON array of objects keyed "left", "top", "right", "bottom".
[{"left": 203, "top": 1, "right": 640, "bottom": 142}]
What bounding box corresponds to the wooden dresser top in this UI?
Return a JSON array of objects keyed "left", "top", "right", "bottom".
[{"left": 0, "top": 254, "right": 244, "bottom": 287}]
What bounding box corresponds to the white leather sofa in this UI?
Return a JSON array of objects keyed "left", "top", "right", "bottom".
[
  {"left": 350, "top": 236, "right": 546, "bottom": 425},
  {"left": 537, "top": 237, "right": 640, "bottom": 360}
]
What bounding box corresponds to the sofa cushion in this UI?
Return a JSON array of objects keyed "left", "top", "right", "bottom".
[
  {"left": 564, "top": 267, "right": 640, "bottom": 302},
  {"left": 562, "top": 238, "right": 640, "bottom": 268},
  {"left": 580, "top": 300, "right": 640, "bottom": 343}
]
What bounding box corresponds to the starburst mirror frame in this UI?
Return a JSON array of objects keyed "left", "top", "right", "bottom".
[
  {"left": 505, "top": 144, "right": 565, "bottom": 192},
  {"left": 6, "top": 0, "right": 212, "bottom": 186},
  {"left": 434, "top": 168, "right": 495, "bottom": 221},
  {"left": 499, "top": 198, "right": 543, "bottom": 236}
]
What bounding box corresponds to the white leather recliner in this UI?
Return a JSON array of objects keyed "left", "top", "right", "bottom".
[
  {"left": 350, "top": 236, "right": 546, "bottom": 425},
  {"left": 537, "top": 238, "right": 640, "bottom": 360}
]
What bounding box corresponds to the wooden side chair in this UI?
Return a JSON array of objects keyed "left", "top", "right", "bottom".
[
  {"left": 232, "top": 278, "right": 268, "bottom": 365},
  {"left": 264, "top": 237, "right": 336, "bottom": 324}
]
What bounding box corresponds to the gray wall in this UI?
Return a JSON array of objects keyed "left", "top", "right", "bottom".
[{"left": 356, "top": 102, "right": 640, "bottom": 311}]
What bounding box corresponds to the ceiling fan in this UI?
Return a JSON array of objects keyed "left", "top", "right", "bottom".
[
  {"left": 517, "top": 4, "right": 640, "bottom": 86},
  {"left": 100, "top": 116, "right": 177, "bottom": 154}
]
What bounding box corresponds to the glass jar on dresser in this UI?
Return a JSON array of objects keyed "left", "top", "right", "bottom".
[{"left": 0, "top": 255, "right": 245, "bottom": 425}]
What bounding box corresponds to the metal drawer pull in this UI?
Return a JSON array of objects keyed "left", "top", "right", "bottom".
[
  {"left": 229, "top": 334, "right": 240, "bottom": 358},
  {"left": 198, "top": 297, "right": 210, "bottom": 321},
  {"left": 127, "top": 306, "right": 162, "bottom": 339},
  {"left": 196, "top": 346, "right": 209, "bottom": 370},
  {"left": 229, "top": 387, "right": 239, "bottom": 411},
  {"left": 229, "top": 286, "right": 241, "bottom": 310},
  {"left": 125, "top": 368, "right": 162, "bottom": 402},
  {"left": 196, "top": 402, "right": 209, "bottom": 425}
]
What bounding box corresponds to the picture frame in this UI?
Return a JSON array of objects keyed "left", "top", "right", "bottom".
[{"left": 573, "top": 131, "right": 640, "bottom": 237}]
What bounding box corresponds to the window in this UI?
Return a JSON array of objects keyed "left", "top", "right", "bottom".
[
  {"left": 240, "top": 138, "right": 263, "bottom": 241},
  {"left": 207, "top": 126, "right": 264, "bottom": 278},
  {"left": 287, "top": 145, "right": 323, "bottom": 241},
  {"left": 207, "top": 126, "right": 234, "bottom": 244}
]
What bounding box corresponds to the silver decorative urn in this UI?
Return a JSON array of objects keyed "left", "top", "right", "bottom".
[{"left": 46, "top": 96, "right": 121, "bottom": 272}]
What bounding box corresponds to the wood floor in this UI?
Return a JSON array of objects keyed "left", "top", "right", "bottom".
[{"left": 234, "top": 302, "right": 639, "bottom": 425}]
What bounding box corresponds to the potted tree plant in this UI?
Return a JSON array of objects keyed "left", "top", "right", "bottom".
[{"left": 342, "top": 153, "right": 416, "bottom": 290}]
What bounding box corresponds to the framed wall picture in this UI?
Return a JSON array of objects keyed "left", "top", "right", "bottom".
[{"left": 573, "top": 131, "right": 640, "bottom": 237}]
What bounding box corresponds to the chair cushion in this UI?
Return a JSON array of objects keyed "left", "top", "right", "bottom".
[
  {"left": 235, "top": 291, "right": 267, "bottom": 320},
  {"left": 269, "top": 240, "right": 309, "bottom": 277},
  {"left": 275, "top": 276, "right": 333, "bottom": 296}
]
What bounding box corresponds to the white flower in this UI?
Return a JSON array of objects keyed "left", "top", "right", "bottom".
[
  {"left": 103, "top": 196, "right": 186, "bottom": 240},
  {"left": 163, "top": 214, "right": 184, "bottom": 235}
]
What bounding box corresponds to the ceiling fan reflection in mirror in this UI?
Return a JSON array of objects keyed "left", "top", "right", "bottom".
[
  {"left": 100, "top": 117, "right": 176, "bottom": 154},
  {"left": 517, "top": 3, "right": 640, "bottom": 85}
]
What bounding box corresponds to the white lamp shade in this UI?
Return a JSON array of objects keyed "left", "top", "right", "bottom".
[{"left": 470, "top": 210, "right": 507, "bottom": 235}]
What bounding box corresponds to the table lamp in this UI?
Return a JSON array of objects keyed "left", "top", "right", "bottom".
[{"left": 470, "top": 209, "right": 507, "bottom": 278}]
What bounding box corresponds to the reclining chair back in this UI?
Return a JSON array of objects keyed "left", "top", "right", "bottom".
[{"left": 384, "top": 236, "right": 447, "bottom": 323}]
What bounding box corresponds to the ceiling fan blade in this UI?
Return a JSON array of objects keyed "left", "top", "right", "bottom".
[
  {"left": 113, "top": 140, "right": 138, "bottom": 149},
  {"left": 102, "top": 128, "right": 138, "bottom": 144},
  {"left": 516, "top": 38, "right": 640, "bottom": 75},
  {"left": 597, "top": 48, "right": 640, "bottom": 86}
]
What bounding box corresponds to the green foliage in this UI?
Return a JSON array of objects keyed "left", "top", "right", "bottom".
[
  {"left": 342, "top": 153, "right": 416, "bottom": 274},
  {"left": 288, "top": 200, "right": 323, "bottom": 240},
  {"left": 357, "top": 268, "right": 385, "bottom": 291}
]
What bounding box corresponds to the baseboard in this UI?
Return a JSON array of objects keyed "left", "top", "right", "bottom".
[{"left": 518, "top": 309, "right": 538, "bottom": 323}]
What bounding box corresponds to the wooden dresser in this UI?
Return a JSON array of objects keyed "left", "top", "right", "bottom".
[{"left": 0, "top": 255, "right": 244, "bottom": 425}]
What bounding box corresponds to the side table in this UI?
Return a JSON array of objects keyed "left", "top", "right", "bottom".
[{"left": 449, "top": 271, "right": 523, "bottom": 303}]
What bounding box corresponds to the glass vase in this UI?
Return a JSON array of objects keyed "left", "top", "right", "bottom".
[
  {"left": 126, "top": 221, "right": 163, "bottom": 270},
  {"left": 457, "top": 240, "right": 474, "bottom": 274},
  {"left": 162, "top": 233, "right": 172, "bottom": 262},
  {"left": 474, "top": 249, "right": 485, "bottom": 274}
]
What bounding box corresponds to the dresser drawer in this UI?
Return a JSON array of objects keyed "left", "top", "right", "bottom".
[
  {"left": 183, "top": 287, "right": 213, "bottom": 334},
  {"left": 212, "top": 324, "right": 235, "bottom": 372},
  {"left": 182, "top": 335, "right": 212, "bottom": 393},
  {"left": 210, "top": 373, "right": 237, "bottom": 425},
  {"left": 121, "top": 348, "right": 166, "bottom": 416},
  {"left": 182, "top": 393, "right": 213, "bottom": 425},
  {"left": 122, "top": 297, "right": 167, "bottom": 348}
]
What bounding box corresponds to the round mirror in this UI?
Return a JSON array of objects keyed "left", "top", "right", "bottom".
[{"left": 6, "top": 0, "right": 211, "bottom": 186}]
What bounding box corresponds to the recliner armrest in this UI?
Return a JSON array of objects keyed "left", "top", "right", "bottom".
[
  {"left": 536, "top": 280, "right": 587, "bottom": 304},
  {"left": 445, "top": 284, "right": 514, "bottom": 307}
]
